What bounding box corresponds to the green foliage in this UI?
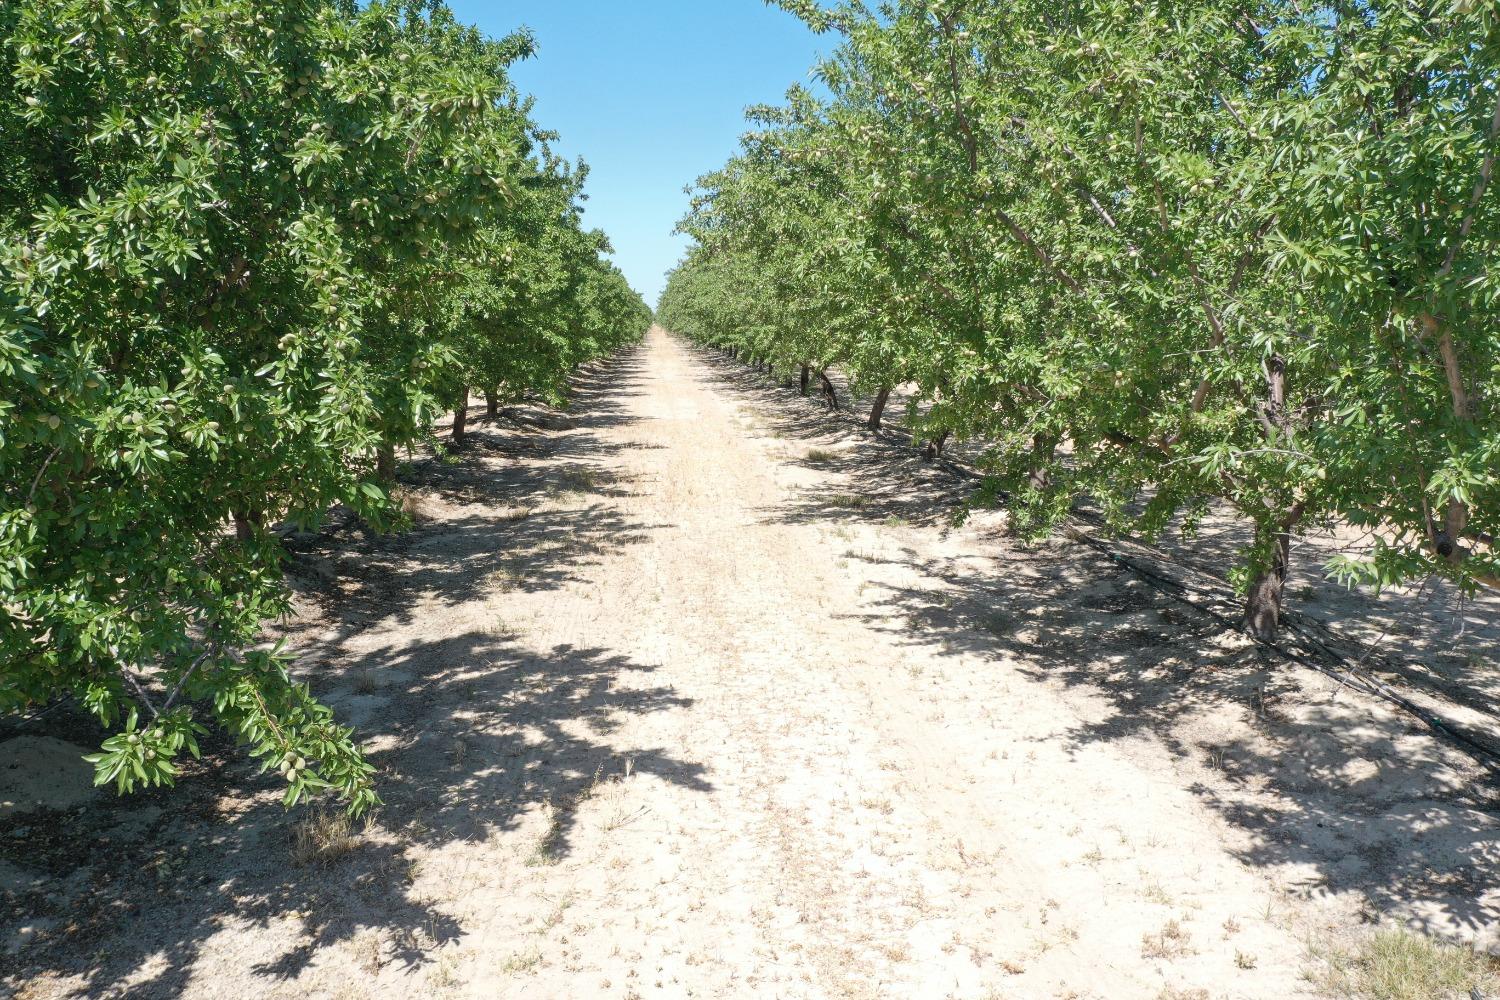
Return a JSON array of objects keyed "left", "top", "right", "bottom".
[
  {"left": 0, "top": 0, "right": 649, "bottom": 814},
  {"left": 1311, "top": 927, "right": 1500, "bottom": 1000},
  {"left": 660, "top": 0, "right": 1500, "bottom": 630}
]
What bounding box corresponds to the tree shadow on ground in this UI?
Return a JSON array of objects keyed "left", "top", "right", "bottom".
[
  {"left": 692, "top": 341, "right": 1500, "bottom": 950},
  {"left": 849, "top": 541, "right": 1499, "bottom": 945},
  {"left": 689, "top": 348, "right": 974, "bottom": 528},
  {"left": 0, "top": 343, "right": 709, "bottom": 998},
  {"left": 283, "top": 345, "right": 670, "bottom": 654},
  {"left": 689, "top": 342, "right": 1500, "bottom": 696},
  {"left": 1142, "top": 511, "right": 1500, "bottom": 715}
]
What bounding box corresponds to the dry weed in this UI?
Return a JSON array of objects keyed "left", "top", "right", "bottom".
[
  {"left": 350, "top": 929, "right": 384, "bottom": 973},
  {"left": 291, "top": 809, "right": 359, "bottom": 866},
  {"left": 1310, "top": 928, "right": 1500, "bottom": 1000},
  {"left": 502, "top": 944, "right": 543, "bottom": 973},
  {"left": 1141, "top": 919, "right": 1194, "bottom": 959},
  {"left": 829, "top": 493, "right": 872, "bottom": 509}
]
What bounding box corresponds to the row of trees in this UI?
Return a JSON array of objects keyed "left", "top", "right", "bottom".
[
  {"left": 659, "top": 0, "right": 1499, "bottom": 641},
  {"left": 0, "top": 0, "right": 650, "bottom": 812}
]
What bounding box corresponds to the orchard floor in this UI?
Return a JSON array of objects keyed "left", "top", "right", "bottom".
[{"left": 3, "top": 327, "right": 1497, "bottom": 1000}]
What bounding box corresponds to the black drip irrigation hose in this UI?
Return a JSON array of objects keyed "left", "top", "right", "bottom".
[
  {"left": 1062, "top": 523, "right": 1500, "bottom": 775},
  {"left": 704, "top": 347, "right": 1500, "bottom": 775},
  {"left": 702, "top": 344, "right": 1500, "bottom": 773}
]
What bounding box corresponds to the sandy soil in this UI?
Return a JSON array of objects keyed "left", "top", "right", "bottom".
[{"left": 2, "top": 327, "right": 1496, "bottom": 999}]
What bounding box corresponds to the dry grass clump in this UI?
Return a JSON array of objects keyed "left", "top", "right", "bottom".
[
  {"left": 502, "top": 943, "right": 542, "bottom": 974},
  {"left": 1155, "top": 988, "right": 1208, "bottom": 1000},
  {"left": 291, "top": 809, "right": 360, "bottom": 866},
  {"left": 805, "top": 448, "right": 836, "bottom": 464},
  {"left": 1141, "top": 919, "right": 1194, "bottom": 959},
  {"left": 557, "top": 467, "right": 599, "bottom": 492},
  {"left": 350, "top": 929, "right": 384, "bottom": 973},
  {"left": 394, "top": 486, "right": 441, "bottom": 522},
  {"left": 1311, "top": 929, "right": 1500, "bottom": 1000},
  {"left": 829, "top": 493, "right": 872, "bottom": 509}
]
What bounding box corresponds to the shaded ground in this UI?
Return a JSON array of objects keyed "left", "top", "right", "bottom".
[{"left": 1, "top": 329, "right": 1495, "bottom": 999}]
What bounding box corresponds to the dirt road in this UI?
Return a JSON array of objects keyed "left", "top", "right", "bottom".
[{"left": 8, "top": 328, "right": 1495, "bottom": 999}]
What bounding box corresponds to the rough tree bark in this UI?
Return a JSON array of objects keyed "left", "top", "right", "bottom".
[
  {"left": 376, "top": 443, "right": 396, "bottom": 483},
  {"left": 1243, "top": 354, "right": 1302, "bottom": 640},
  {"left": 867, "top": 385, "right": 892, "bottom": 430},
  {"left": 451, "top": 389, "right": 469, "bottom": 447},
  {"left": 1243, "top": 510, "right": 1302, "bottom": 642},
  {"left": 800, "top": 365, "right": 811, "bottom": 395},
  {"left": 485, "top": 389, "right": 498, "bottom": 419},
  {"left": 232, "top": 508, "right": 262, "bottom": 543},
  {"left": 818, "top": 370, "right": 839, "bottom": 411},
  {"left": 922, "top": 429, "right": 951, "bottom": 462},
  {"left": 1420, "top": 313, "right": 1472, "bottom": 563}
]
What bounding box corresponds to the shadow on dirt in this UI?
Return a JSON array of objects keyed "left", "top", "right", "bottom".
[
  {"left": 689, "top": 349, "right": 973, "bottom": 528},
  {"left": 0, "top": 343, "right": 710, "bottom": 998},
  {"left": 688, "top": 340, "right": 1500, "bottom": 950},
  {"left": 853, "top": 544, "right": 1498, "bottom": 943}
]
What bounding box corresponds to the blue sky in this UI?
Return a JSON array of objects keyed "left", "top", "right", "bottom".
[{"left": 444, "top": 2, "right": 831, "bottom": 306}]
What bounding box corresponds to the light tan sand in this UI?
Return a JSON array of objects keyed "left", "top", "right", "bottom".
[{"left": 3, "top": 328, "right": 1495, "bottom": 999}]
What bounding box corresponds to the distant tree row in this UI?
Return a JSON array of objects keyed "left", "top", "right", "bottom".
[
  {"left": 0, "top": 0, "right": 651, "bottom": 812},
  {"left": 659, "top": 0, "right": 1499, "bottom": 639}
]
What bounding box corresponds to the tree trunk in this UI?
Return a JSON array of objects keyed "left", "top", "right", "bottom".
[
  {"left": 1240, "top": 351, "right": 1302, "bottom": 640},
  {"left": 485, "top": 389, "right": 498, "bottom": 418},
  {"left": 867, "top": 386, "right": 891, "bottom": 430},
  {"left": 1243, "top": 499, "right": 1306, "bottom": 641},
  {"left": 1028, "top": 433, "right": 1059, "bottom": 491},
  {"left": 232, "top": 508, "right": 262, "bottom": 543},
  {"left": 818, "top": 370, "right": 839, "bottom": 411},
  {"left": 376, "top": 443, "right": 396, "bottom": 483},
  {"left": 922, "top": 429, "right": 951, "bottom": 462},
  {"left": 800, "top": 365, "right": 811, "bottom": 396},
  {"left": 1243, "top": 523, "right": 1292, "bottom": 642},
  {"left": 451, "top": 389, "right": 468, "bottom": 447},
  {"left": 1420, "top": 313, "right": 1473, "bottom": 564}
]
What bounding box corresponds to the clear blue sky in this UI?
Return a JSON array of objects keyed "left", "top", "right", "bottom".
[{"left": 444, "top": 2, "right": 830, "bottom": 307}]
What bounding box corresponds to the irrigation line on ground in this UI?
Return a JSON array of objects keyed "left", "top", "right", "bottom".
[{"left": 707, "top": 346, "right": 1500, "bottom": 773}]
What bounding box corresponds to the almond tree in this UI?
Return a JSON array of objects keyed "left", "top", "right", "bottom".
[
  {"left": 0, "top": 0, "right": 648, "bottom": 811},
  {"left": 662, "top": 0, "right": 1498, "bottom": 638}
]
